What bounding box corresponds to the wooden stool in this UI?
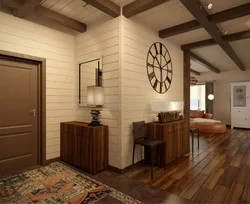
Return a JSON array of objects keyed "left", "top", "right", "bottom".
[{"left": 190, "top": 128, "right": 200, "bottom": 152}]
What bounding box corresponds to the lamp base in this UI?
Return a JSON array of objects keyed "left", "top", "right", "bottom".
[{"left": 88, "top": 109, "right": 102, "bottom": 126}]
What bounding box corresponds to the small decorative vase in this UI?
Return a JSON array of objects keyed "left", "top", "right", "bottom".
[{"left": 89, "top": 109, "right": 102, "bottom": 126}]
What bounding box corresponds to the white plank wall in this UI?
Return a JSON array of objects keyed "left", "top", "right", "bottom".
[
  {"left": 75, "top": 18, "right": 121, "bottom": 168},
  {"left": 121, "top": 17, "right": 184, "bottom": 168},
  {"left": 0, "top": 12, "right": 75, "bottom": 160}
]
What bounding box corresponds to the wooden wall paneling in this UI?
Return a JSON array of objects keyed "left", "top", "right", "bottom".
[
  {"left": 0, "top": 12, "right": 75, "bottom": 160},
  {"left": 75, "top": 18, "right": 120, "bottom": 168},
  {"left": 122, "top": 17, "right": 184, "bottom": 168}
]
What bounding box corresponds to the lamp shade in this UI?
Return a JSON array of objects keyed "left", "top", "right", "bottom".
[
  {"left": 87, "top": 86, "right": 104, "bottom": 106},
  {"left": 208, "top": 94, "right": 214, "bottom": 100}
]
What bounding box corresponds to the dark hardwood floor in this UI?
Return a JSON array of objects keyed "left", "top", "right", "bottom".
[
  {"left": 63, "top": 161, "right": 193, "bottom": 203},
  {"left": 124, "top": 128, "right": 250, "bottom": 203}
]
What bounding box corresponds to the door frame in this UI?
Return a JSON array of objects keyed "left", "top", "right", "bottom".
[{"left": 0, "top": 49, "right": 46, "bottom": 165}]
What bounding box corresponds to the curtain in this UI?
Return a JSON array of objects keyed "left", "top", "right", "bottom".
[{"left": 205, "top": 82, "right": 214, "bottom": 114}]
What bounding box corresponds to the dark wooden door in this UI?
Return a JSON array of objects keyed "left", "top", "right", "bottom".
[{"left": 0, "top": 58, "right": 39, "bottom": 178}]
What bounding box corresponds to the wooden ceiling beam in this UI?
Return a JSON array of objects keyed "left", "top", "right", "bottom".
[
  {"left": 223, "top": 30, "right": 250, "bottom": 42},
  {"left": 2, "top": 0, "right": 86, "bottom": 33},
  {"left": 159, "top": 3, "right": 250, "bottom": 39},
  {"left": 190, "top": 52, "right": 220, "bottom": 74},
  {"left": 123, "top": 0, "right": 169, "bottom": 18},
  {"left": 13, "top": 0, "right": 42, "bottom": 18},
  {"left": 83, "top": 0, "right": 120, "bottom": 18},
  {"left": 180, "top": 0, "right": 246, "bottom": 71},
  {"left": 208, "top": 3, "right": 250, "bottom": 24},
  {"left": 191, "top": 69, "right": 201, "bottom": 76},
  {"left": 182, "top": 30, "right": 250, "bottom": 50}
]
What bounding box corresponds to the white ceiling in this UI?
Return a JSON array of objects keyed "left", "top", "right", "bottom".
[{"left": 191, "top": 59, "right": 210, "bottom": 73}]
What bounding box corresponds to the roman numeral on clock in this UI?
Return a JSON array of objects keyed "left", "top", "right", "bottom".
[
  {"left": 148, "top": 72, "right": 155, "bottom": 80},
  {"left": 166, "top": 76, "right": 171, "bottom": 84},
  {"left": 153, "top": 80, "right": 158, "bottom": 89},
  {"left": 147, "top": 62, "right": 154, "bottom": 68},
  {"left": 154, "top": 43, "right": 158, "bottom": 55}
]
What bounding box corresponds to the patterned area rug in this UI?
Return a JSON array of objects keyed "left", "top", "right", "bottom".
[{"left": 0, "top": 162, "right": 141, "bottom": 203}]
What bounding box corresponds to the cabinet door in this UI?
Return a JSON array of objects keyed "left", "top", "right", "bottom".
[
  {"left": 232, "top": 84, "right": 247, "bottom": 108},
  {"left": 78, "top": 127, "right": 90, "bottom": 171},
  {"left": 247, "top": 83, "right": 250, "bottom": 109},
  {"left": 232, "top": 109, "right": 249, "bottom": 128}
]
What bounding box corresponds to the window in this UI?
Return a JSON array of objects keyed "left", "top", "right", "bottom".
[{"left": 190, "top": 85, "right": 206, "bottom": 110}]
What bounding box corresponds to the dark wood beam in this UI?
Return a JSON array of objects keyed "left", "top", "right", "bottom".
[
  {"left": 159, "top": 20, "right": 200, "bottom": 38},
  {"left": 159, "top": 3, "right": 250, "bottom": 39},
  {"left": 83, "top": 0, "right": 120, "bottom": 18},
  {"left": 123, "top": 0, "right": 169, "bottom": 18},
  {"left": 182, "top": 30, "right": 250, "bottom": 50},
  {"left": 13, "top": 0, "right": 42, "bottom": 18},
  {"left": 223, "top": 30, "right": 250, "bottom": 42},
  {"left": 2, "top": 0, "right": 86, "bottom": 33},
  {"left": 208, "top": 3, "right": 250, "bottom": 24},
  {"left": 190, "top": 69, "right": 201, "bottom": 76},
  {"left": 180, "top": 0, "right": 246, "bottom": 71},
  {"left": 183, "top": 50, "right": 190, "bottom": 120},
  {"left": 34, "top": 6, "right": 87, "bottom": 32},
  {"left": 190, "top": 52, "right": 220, "bottom": 73}
]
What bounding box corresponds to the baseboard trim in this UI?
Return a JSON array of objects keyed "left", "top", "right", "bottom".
[
  {"left": 45, "top": 157, "right": 61, "bottom": 165},
  {"left": 108, "top": 160, "right": 143, "bottom": 174}
]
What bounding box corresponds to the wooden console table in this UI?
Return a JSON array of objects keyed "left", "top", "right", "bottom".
[
  {"left": 60, "top": 121, "right": 108, "bottom": 175},
  {"left": 146, "top": 120, "right": 189, "bottom": 167}
]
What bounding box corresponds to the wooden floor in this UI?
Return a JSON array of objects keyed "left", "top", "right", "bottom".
[{"left": 124, "top": 128, "right": 250, "bottom": 203}]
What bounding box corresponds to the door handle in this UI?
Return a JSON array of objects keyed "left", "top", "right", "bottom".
[{"left": 29, "top": 109, "right": 36, "bottom": 116}]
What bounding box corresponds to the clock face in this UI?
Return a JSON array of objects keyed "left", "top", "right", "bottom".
[{"left": 147, "top": 42, "right": 173, "bottom": 94}]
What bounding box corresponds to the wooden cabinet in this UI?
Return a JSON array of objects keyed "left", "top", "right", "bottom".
[
  {"left": 60, "top": 121, "right": 108, "bottom": 175},
  {"left": 146, "top": 120, "right": 189, "bottom": 167}
]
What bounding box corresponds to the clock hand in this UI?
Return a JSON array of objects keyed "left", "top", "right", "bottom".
[
  {"left": 161, "top": 60, "right": 171, "bottom": 68},
  {"left": 155, "top": 56, "right": 162, "bottom": 69}
]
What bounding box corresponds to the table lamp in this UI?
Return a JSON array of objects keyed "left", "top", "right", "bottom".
[{"left": 87, "top": 86, "right": 104, "bottom": 126}]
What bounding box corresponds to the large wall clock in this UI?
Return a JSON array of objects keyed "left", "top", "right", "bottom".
[{"left": 147, "top": 42, "right": 173, "bottom": 94}]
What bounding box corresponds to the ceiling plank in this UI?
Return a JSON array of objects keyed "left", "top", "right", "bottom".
[
  {"left": 83, "top": 0, "right": 120, "bottom": 18},
  {"left": 182, "top": 30, "right": 250, "bottom": 50},
  {"left": 180, "top": 0, "right": 246, "bottom": 71},
  {"left": 190, "top": 52, "right": 220, "bottom": 73},
  {"left": 13, "top": 0, "right": 42, "bottom": 18},
  {"left": 159, "top": 3, "right": 250, "bottom": 39},
  {"left": 2, "top": 0, "right": 87, "bottom": 33},
  {"left": 191, "top": 69, "right": 201, "bottom": 76},
  {"left": 123, "top": 0, "right": 169, "bottom": 18}
]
